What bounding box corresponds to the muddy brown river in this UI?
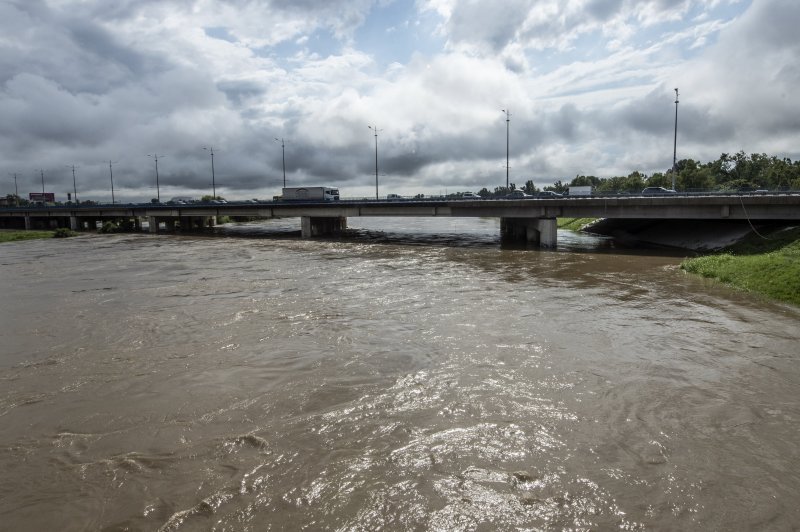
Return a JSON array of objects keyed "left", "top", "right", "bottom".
[{"left": 1, "top": 218, "right": 798, "bottom": 530}]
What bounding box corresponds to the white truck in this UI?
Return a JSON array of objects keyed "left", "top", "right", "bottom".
[
  {"left": 280, "top": 187, "right": 340, "bottom": 201},
  {"left": 568, "top": 186, "right": 593, "bottom": 196}
]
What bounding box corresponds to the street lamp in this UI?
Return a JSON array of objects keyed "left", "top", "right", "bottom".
[
  {"left": 672, "top": 88, "right": 679, "bottom": 191},
  {"left": 108, "top": 160, "right": 117, "bottom": 204},
  {"left": 39, "top": 169, "right": 45, "bottom": 194},
  {"left": 66, "top": 165, "right": 78, "bottom": 203},
  {"left": 368, "top": 125, "right": 382, "bottom": 200},
  {"left": 9, "top": 173, "right": 19, "bottom": 205},
  {"left": 147, "top": 154, "right": 164, "bottom": 202},
  {"left": 203, "top": 146, "right": 216, "bottom": 199},
  {"left": 274, "top": 138, "right": 286, "bottom": 189},
  {"left": 502, "top": 109, "right": 511, "bottom": 190}
]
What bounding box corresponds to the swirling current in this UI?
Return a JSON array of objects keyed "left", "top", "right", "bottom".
[{"left": 1, "top": 217, "right": 798, "bottom": 530}]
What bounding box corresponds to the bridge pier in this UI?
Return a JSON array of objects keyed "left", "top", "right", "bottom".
[
  {"left": 69, "top": 216, "right": 79, "bottom": 231},
  {"left": 501, "top": 217, "right": 557, "bottom": 248},
  {"left": 24, "top": 216, "right": 31, "bottom": 230},
  {"left": 148, "top": 216, "right": 158, "bottom": 233},
  {"left": 301, "top": 216, "right": 347, "bottom": 238}
]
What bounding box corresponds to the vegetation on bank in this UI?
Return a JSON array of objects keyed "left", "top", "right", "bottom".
[
  {"left": 0, "top": 229, "right": 77, "bottom": 242},
  {"left": 468, "top": 151, "right": 800, "bottom": 197},
  {"left": 557, "top": 218, "right": 597, "bottom": 230},
  {"left": 681, "top": 227, "right": 800, "bottom": 306}
]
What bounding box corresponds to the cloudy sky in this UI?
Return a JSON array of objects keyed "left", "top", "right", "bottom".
[{"left": 1, "top": 0, "right": 799, "bottom": 201}]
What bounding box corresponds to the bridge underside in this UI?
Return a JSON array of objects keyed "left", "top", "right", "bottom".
[
  {"left": 301, "top": 216, "right": 347, "bottom": 238},
  {"left": 500, "top": 218, "right": 558, "bottom": 247}
]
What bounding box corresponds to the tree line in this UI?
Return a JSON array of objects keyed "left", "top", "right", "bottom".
[{"left": 474, "top": 151, "right": 800, "bottom": 197}]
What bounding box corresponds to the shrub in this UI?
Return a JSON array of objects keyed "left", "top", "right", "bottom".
[{"left": 53, "top": 228, "right": 77, "bottom": 238}]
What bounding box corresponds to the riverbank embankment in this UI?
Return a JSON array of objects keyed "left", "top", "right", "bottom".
[
  {"left": 559, "top": 218, "right": 800, "bottom": 306},
  {"left": 680, "top": 226, "right": 800, "bottom": 306}
]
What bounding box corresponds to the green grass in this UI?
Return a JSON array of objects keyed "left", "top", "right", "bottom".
[
  {"left": 558, "top": 217, "right": 597, "bottom": 230},
  {"left": 0, "top": 230, "right": 56, "bottom": 243},
  {"left": 681, "top": 227, "right": 800, "bottom": 306}
]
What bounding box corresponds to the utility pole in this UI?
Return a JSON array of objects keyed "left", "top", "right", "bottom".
[
  {"left": 368, "top": 125, "right": 382, "bottom": 200},
  {"left": 40, "top": 169, "right": 45, "bottom": 194},
  {"left": 203, "top": 147, "right": 216, "bottom": 198},
  {"left": 502, "top": 109, "right": 510, "bottom": 190},
  {"left": 672, "top": 88, "right": 679, "bottom": 191},
  {"left": 275, "top": 138, "right": 286, "bottom": 189}
]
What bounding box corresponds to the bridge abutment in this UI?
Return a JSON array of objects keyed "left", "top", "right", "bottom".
[
  {"left": 501, "top": 217, "right": 557, "bottom": 248},
  {"left": 301, "top": 216, "right": 347, "bottom": 238}
]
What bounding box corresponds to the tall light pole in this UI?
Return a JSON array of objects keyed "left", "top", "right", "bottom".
[
  {"left": 274, "top": 138, "right": 286, "bottom": 189},
  {"left": 9, "top": 173, "right": 19, "bottom": 205},
  {"left": 147, "top": 154, "right": 164, "bottom": 202},
  {"left": 672, "top": 88, "right": 679, "bottom": 191},
  {"left": 502, "top": 109, "right": 510, "bottom": 190},
  {"left": 203, "top": 146, "right": 216, "bottom": 198},
  {"left": 66, "top": 165, "right": 78, "bottom": 203},
  {"left": 368, "top": 125, "right": 382, "bottom": 200},
  {"left": 40, "top": 169, "right": 45, "bottom": 194},
  {"left": 108, "top": 160, "right": 117, "bottom": 204}
]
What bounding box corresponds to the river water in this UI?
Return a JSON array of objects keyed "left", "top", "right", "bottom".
[{"left": 1, "top": 218, "right": 798, "bottom": 531}]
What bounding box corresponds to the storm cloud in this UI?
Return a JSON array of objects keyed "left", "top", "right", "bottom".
[{"left": 1, "top": 0, "right": 798, "bottom": 201}]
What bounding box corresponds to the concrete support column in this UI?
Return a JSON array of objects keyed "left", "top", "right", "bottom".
[
  {"left": 148, "top": 216, "right": 158, "bottom": 233},
  {"left": 69, "top": 216, "right": 79, "bottom": 231},
  {"left": 500, "top": 217, "right": 557, "bottom": 248},
  {"left": 534, "top": 218, "right": 557, "bottom": 248},
  {"left": 301, "top": 216, "right": 347, "bottom": 238},
  {"left": 24, "top": 216, "right": 31, "bottom": 230}
]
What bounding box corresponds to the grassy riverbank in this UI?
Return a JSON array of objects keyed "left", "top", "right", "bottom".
[
  {"left": 0, "top": 230, "right": 57, "bottom": 243},
  {"left": 0, "top": 229, "right": 78, "bottom": 242},
  {"left": 557, "top": 218, "right": 597, "bottom": 230},
  {"left": 681, "top": 227, "right": 800, "bottom": 306}
]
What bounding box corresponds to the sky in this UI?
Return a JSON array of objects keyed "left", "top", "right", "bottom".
[{"left": 1, "top": 0, "right": 799, "bottom": 202}]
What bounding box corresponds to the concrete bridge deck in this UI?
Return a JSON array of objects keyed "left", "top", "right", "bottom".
[{"left": 2, "top": 193, "right": 799, "bottom": 247}]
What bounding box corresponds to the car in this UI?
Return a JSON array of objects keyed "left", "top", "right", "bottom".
[
  {"left": 536, "top": 191, "right": 563, "bottom": 198},
  {"left": 461, "top": 192, "right": 481, "bottom": 199},
  {"left": 505, "top": 189, "right": 531, "bottom": 199},
  {"left": 642, "top": 187, "right": 677, "bottom": 195}
]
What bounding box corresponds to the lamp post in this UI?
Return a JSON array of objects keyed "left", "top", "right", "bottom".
[
  {"left": 9, "top": 173, "right": 19, "bottom": 205},
  {"left": 66, "top": 165, "right": 78, "bottom": 203},
  {"left": 672, "top": 88, "right": 679, "bottom": 190},
  {"left": 274, "top": 138, "right": 286, "bottom": 189},
  {"left": 501, "top": 109, "right": 512, "bottom": 190},
  {"left": 368, "top": 125, "right": 382, "bottom": 200},
  {"left": 147, "top": 154, "right": 164, "bottom": 202},
  {"left": 40, "top": 169, "right": 45, "bottom": 194},
  {"left": 203, "top": 146, "right": 216, "bottom": 199},
  {"left": 108, "top": 160, "right": 117, "bottom": 204}
]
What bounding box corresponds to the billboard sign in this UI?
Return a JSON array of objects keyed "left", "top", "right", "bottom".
[{"left": 29, "top": 192, "right": 55, "bottom": 202}]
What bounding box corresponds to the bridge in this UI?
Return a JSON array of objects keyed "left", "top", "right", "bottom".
[{"left": 2, "top": 193, "right": 798, "bottom": 247}]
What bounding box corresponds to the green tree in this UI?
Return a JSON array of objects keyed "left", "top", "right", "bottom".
[
  {"left": 522, "top": 180, "right": 540, "bottom": 195},
  {"left": 569, "top": 175, "right": 601, "bottom": 187}
]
